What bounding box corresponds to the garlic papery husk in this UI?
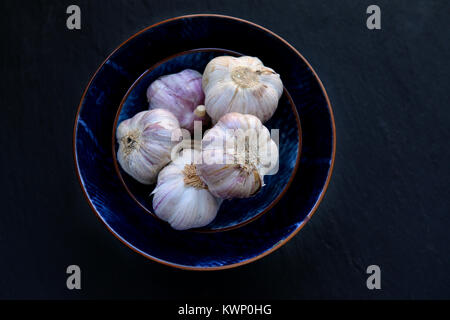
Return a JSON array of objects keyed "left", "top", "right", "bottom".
[
  {"left": 146, "top": 69, "right": 209, "bottom": 132},
  {"left": 152, "top": 149, "right": 222, "bottom": 230},
  {"left": 202, "top": 56, "right": 283, "bottom": 124},
  {"left": 197, "top": 113, "right": 279, "bottom": 199},
  {"left": 116, "top": 109, "right": 181, "bottom": 185}
]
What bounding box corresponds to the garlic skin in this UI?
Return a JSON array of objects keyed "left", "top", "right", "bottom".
[
  {"left": 197, "top": 113, "right": 279, "bottom": 199},
  {"left": 152, "top": 149, "right": 221, "bottom": 230},
  {"left": 147, "top": 69, "right": 209, "bottom": 132},
  {"left": 202, "top": 56, "right": 283, "bottom": 124},
  {"left": 116, "top": 109, "right": 180, "bottom": 185}
]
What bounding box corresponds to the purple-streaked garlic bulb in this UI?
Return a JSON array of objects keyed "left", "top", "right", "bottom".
[
  {"left": 146, "top": 69, "right": 209, "bottom": 132},
  {"left": 116, "top": 109, "right": 180, "bottom": 185},
  {"left": 202, "top": 56, "right": 283, "bottom": 124},
  {"left": 152, "top": 149, "right": 222, "bottom": 230},
  {"left": 197, "top": 112, "right": 279, "bottom": 199}
]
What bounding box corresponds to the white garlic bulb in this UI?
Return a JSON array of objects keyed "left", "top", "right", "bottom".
[
  {"left": 147, "top": 69, "right": 209, "bottom": 132},
  {"left": 116, "top": 109, "right": 180, "bottom": 185},
  {"left": 152, "top": 149, "right": 222, "bottom": 230},
  {"left": 202, "top": 56, "right": 283, "bottom": 124},
  {"left": 197, "top": 113, "right": 279, "bottom": 199}
]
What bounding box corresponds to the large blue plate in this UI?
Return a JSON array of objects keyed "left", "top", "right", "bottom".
[{"left": 73, "top": 14, "right": 335, "bottom": 270}]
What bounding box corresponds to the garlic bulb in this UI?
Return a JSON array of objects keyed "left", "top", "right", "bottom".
[
  {"left": 202, "top": 56, "right": 283, "bottom": 124},
  {"left": 116, "top": 109, "right": 180, "bottom": 185},
  {"left": 147, "top": 69, "right": 209, "bottom": 132},
  {"left": 152, "top": 149, "right": 221, "bottom": 230},
  {"left": 197, "top": 113, "right": 279, "bottom": 199}
]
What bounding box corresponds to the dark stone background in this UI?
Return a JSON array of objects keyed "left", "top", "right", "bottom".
[{"left": 0, "top": 0, "right": 449, "bottom": 299}]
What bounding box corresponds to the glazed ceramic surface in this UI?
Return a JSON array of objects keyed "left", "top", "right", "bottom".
[
  {"left": 74, "top": 15, "right": 335, "bottom": 269},
  {"left": 113, "top": 49, "right": 301, "bottom": 232}
]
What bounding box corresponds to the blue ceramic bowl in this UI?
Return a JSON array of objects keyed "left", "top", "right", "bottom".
[
  {"left": 112, "top": 48, "right": 301, "bottom": 232},
  {"left": 74, "top": 14, "right": 335, "bottom": 270}
]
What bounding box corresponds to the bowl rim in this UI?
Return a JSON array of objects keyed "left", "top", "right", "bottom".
[
  {"left": 111, "top": 47, "right": 302, "bottom": 233},
  {"left": 73, "top": 14, "right": 336, "bottom": 271}
]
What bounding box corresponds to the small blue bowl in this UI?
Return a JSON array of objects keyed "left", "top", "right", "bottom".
[
  {"left": 73, "top": 14, "right": 335, "bottom": 270},
  {"left": 112, "top": 48, "right": 302, "bottom": 232}
]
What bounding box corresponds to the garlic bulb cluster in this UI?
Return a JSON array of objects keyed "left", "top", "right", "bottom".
[
  {"left": 202, "top": 56, "right": 283, "bottom": 124},
  {"left": 197, "top": 113, "right": 279, "bottom": 199},
  {"left": 116, "top": 56, "right": 284, "bottom": 231},
  {"left": 147, "top": 69, "right": 209, "bottom": 132},
  {"left": 152, "top": 149, "right": 221, "bottom": 230},
  {"left": 116, "top": 109, "right": 180, "bottom": 185}
]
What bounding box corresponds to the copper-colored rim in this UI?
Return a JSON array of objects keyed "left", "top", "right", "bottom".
[
  {"left": 111, "top": 48, "right": 302, "bottom": 233},
  {"left": 73, "top": 14, "right": 336, "bottom": 271}
]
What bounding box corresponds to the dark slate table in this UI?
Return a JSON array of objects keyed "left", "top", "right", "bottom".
[{"left": 0, "top": 0, "right": 449, "bottom": 299}]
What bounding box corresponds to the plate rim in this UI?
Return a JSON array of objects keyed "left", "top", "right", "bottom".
[{"left": 73, "top": 14, "right": 336, "bottom": 271}]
